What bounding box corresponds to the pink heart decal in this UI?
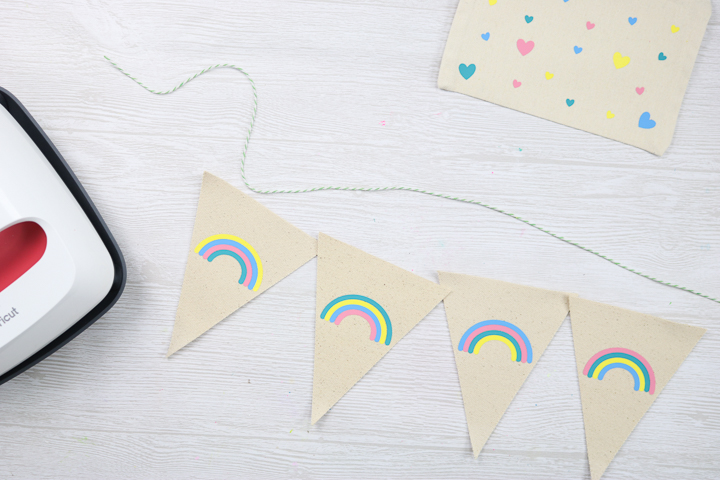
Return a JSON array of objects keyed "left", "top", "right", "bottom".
[
  {"left": 513, "top": 79, "right": 522, "bottom": 88},
  {"left": 517, "top": 39, "right": 535, "bottom": 56},
  {"left": 586, "top": 21, "right": 595, "bottom": 30},
  {"left": 636, "top": 87, "right": 645, "bottom": 95}
]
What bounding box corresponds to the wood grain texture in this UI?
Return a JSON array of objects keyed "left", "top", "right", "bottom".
[{"left": 0, "top": 0, "right": 718, "bottom": 478}]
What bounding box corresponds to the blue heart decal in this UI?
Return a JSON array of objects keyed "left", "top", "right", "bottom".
[
  {"left": 638, "top": 112, "right": 656, "bottom": 129},
  {"left": 658, "top": 52, "right": 667, "bottom": 61},
  {"left": 525, "top": 15, "right": 533, "bottom": 23},
  {"left": 574, "top": 46, "right": 583, "bottom": 54},
  {"left": 481, "top": 32, "right": 490, "bottom": 41},
  {"left": 459, "top": 63, "right": 476, "bottom": 80},
  {"left": 628, "top": 17, "right": 637, "bottom": 25},
  {"left": 566, "top": 99, "right": 575, "bottom": 107}
]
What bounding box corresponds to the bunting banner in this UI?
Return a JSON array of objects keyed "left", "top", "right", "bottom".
[
  {"left": 160, "top": 171, "right": 709, "bottom": 479},
  {"left": 439, "top": 272, "right": 573, "bottom": 457},
  {"left": 570, "top": 296, "right": 705, "bottom": 479},
  {"left": 311, "top": 233, "right": 450, "bottom": 424},
  {"left": 167, "top": 172, "right": 317, "bottom": 356}
]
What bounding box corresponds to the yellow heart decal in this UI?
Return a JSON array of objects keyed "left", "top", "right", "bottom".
[
  {"left": 607, "top": 111, "right": 615, "bottom": 119},
  {"left": 613, "top": 52, "right": 631, "bottom": 69},
  {"left": 671, "top": 25, "right": 680, "bottom": 33},
  {"left": 545, "top": 72, "right": 554, "bottom": 80},
  {"left": 489, "top": 0, "right": 497, "bottom": 4}
]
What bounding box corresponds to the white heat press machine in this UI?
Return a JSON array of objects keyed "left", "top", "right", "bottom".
[{"left": 0, "top": 87, "right": 125, "bottom": 385}]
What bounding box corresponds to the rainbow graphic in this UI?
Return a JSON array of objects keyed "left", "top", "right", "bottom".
[
  {"left": 195, "top": 234, "right": 264, "bottom": 291},
  {"left": 583, "top": 348, "right": 656, "bottom": 394},
  {"left": 458, "top": 320, "right": 533, "bottom": 363},
  {"left": 321, "top": 295, "right": 392, "bottom": 345}
]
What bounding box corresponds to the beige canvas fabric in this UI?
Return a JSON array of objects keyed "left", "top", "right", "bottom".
[
  {"left": 439, "top": 272, "right": 572, "bottom": 457},
  {"left": 570, "top": 297, "right": 705, "bottom": 480},
  {"left": 312, "top": 233, "right": 450, "bottom": 424},
  {"left": 167, "top": 172, "right": 317, "bottom": 356},
  {"left": 438, "top": 0, "right": 711, "bottom": 155}
]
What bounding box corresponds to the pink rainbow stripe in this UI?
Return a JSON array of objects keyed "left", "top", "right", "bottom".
[
  {"left": 333, "top": 309, "right": 377, "bottom": 342},
  {"left": 462, "top": 324, "right": 528, "bottom": 362},
  {"left": 203, "top": 244, "right": 253, "bottom": 287},
  {"left": 583, "top": 347, "right": 656, "bottom": 394}
]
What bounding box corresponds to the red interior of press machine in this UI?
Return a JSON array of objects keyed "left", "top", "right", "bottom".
[{"left": 0, "top": 221, "right": 47, "bottom": 293}]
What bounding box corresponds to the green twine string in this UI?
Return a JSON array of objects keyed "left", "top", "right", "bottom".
[{"left": 104, "top": 56, "right": 719, "bottom": 306}]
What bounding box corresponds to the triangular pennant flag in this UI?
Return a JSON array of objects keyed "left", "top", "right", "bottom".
[
  {"left": 570, "top": 297, "right": 705, "bottom": 480},
  {"left": 438, "top": 272, "right": 572, "bottom": 457},
  {"left": 168, "top": 172, "right": 317, "bottom": 356},
  {"left": 312, "top": 233, "right": 450, "bottom": 424}
]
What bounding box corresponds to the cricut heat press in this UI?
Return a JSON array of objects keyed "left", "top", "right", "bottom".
[{"left": 0, "top": 87, "right": 125, "bottom": 385}]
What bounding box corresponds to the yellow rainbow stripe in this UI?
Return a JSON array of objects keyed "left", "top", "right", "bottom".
[{"left": 471, "top": 335, "right": 519, "bottom": 361}]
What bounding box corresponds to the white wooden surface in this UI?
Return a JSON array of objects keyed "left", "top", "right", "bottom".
[{"left": 1, "top": 1, "right": 718, "bottom": 478}]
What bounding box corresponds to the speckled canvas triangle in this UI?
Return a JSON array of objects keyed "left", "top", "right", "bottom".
[
  {"left": 438, "top": 0, "right": 711, "bottom": 155},
  {"left": 439, "top": 272, "right": 572, "bottom": 457},
  {"left": 167, "top": 172, "right": 317, "bottom": 356},
  {"left": 570, "top": 297, "right": 705, "bottom": 480},
  {"left": 311, "top": 233, "right": 450, "bottom": 424}
]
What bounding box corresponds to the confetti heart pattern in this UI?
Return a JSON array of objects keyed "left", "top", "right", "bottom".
[{"left": 439, "top": 5, "right": 699, "bottom": 155}]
